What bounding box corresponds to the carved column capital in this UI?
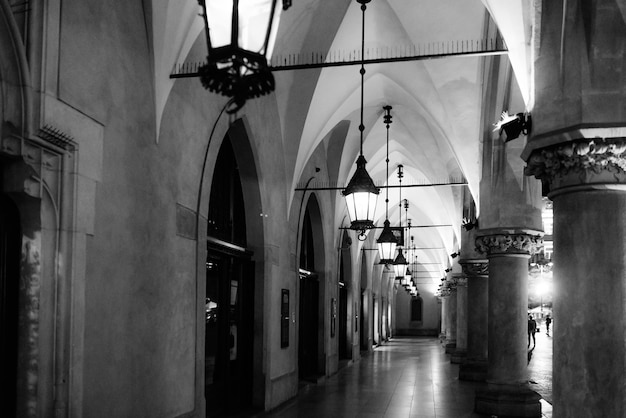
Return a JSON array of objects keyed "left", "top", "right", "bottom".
[
  {"left": 475, "top": 229, "right": 543, "bottom": 256},
  {"left": 460, "top": 259, "right": 489, "bottom": 277},
  {"left": 525, "top": 136, "right": 626, "bottom": 196}
]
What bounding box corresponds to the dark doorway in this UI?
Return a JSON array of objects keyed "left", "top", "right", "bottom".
[
  {"left": 298, "top": 209, "right": 320, "bottom": 381},
  {"left": 205, "top": 137, "right": 255, "bottom": 417},
  {"left": 360, "top": 290, "right": 367, "bottom": 351},
  {"left": 338, "top": 282, "right": 348, "bottom": 360},
  {"left": 1, "top": 193, "right": 20, "bottom": 417},
  {"left": 411, "top": 297, "right": 423, "bottom": 321},
  {"left": 298, "top": 270, "right": 319, "bottom": 380},
  {"left": 205, "top": 246, "right": 254, "bottom": 418}
]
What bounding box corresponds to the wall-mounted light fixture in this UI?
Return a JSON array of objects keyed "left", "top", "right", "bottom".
[
  {"left": 462, "top": 217, "right": 478, "bottom": 231},
  {"left": 342, "top": 0, "right": 379, "bottom": 240},
  {"left": 493, "top": 111, "right": 532, "bottom": 142},
  {"left": 197, "top": 0, "right": 292, "bottom": 113}
]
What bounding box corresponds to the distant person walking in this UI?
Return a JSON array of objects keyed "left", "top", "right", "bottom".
[
  {"left": 545, "top": 314, "right": 552, "bottom": 335},
  {"left": 528, "top": 314, "right": 537, "bottom": 347}
]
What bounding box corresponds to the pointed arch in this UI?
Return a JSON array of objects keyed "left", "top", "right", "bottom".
[
  {"left": 198, "top": 117, "right": 267, "bottom": 411},
  {"left": 297, "top": 192, "right": 326, "bottom": 380}
]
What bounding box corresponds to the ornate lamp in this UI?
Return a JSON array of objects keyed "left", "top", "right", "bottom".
[
  {"left": 392, "top": 247, "right": 408, "bottom": 278},
  {"left": 391, "top": 165, "right": 407, "bottom": 277},
  {"left": 343, "top": 0, "right": 379, "bottom": 240},
  {"left": 377, "top": 106, "right": 397, "bottom": 263},
  {"left": 342, "top": 3, "right": 380, "bottom": 240},
  {"left": 197, "top": 0, "right": 292, "bottom": 113}
]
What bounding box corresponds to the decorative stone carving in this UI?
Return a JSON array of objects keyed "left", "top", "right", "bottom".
[
  {"left": 456, "top": 277, "right": 468, "bottom": 287},
  {"left": 525, "top": 137, "right": 626, "bottom": 194},
  {"left": 475, "top": 233, "right": 543, "bottom": 256},
  {"left": 461, "top": 261, "right": 489, "bottom": 277}
]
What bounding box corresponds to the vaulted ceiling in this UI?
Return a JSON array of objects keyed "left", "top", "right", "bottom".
[{"left": 152, "top": 0, "right": 534, "bottom": 286}]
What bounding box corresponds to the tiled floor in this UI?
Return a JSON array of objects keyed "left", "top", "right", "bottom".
[{"left": 259, "top": 336, "right": 553, "bottom": 418}]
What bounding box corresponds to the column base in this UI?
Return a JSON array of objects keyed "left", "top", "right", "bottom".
[
  {"left": 444, "top": 340, "right": 457, "bottom": 353},
  {"left": 459, "top": 360, "right": 487, "bottom": 382},
  {"left": 475, "top": 385, "right": 541, "bottom": 418},
  {"left": 450, "top": 349, "right": 466, "bottom": 364}
]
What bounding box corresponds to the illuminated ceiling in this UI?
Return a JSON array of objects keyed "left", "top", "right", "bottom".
[{"left": 153, "top": 0, "right": 534, "bottom": 287}]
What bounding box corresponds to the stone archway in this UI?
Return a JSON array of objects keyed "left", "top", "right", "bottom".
[
  {"left": 297, "top": 193, "right": 326, "bottom": 382},
  {"left": 338, "top": 231, "right": 352, "bottom": 362},
  {"left": 198, "top": 118, "right": 267, "bottom": 414}
]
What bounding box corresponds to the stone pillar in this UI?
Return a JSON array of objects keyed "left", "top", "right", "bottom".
[
  {"left": 451, "top": 277, "right": 467, "bottom": 364},
  {"left": 459, "top": 260, "right": 488, "bottom": 381},
  {"left": 522, "top": 1, "right": 626, "bottom": 416},
  {"left": 525, "top": 138, "right": 626, "bottom": 416},
  {"left": 439, "top": 294, "right": 447, "bottom": 343},
  {"left": 474, "top": 231, "right": 543, "bottom": 417},
  {"left": 437, "top": 297, "right": 444, "bottom": 342},
  {"left": 444, "top": 279, "right": 457, "bottom": 353}
]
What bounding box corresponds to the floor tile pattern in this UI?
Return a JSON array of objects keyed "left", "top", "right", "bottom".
[{"left": 258, "top": 336, "right": 553, "bottom": 418}]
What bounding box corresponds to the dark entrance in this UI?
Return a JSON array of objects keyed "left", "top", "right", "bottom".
[
  {"left": 338, "top": 284, "right": 348, "bottom": 359},
  {"left": 205, "top": 137, "right": 255, "bottom": 417},
  {"left": 360, "top": 290, "right": 367, "bottom": 351},
  {"left": 298, "top": 270, "right": 319, "bottom": 380},
  {"left": 1, "top": 192, "right": 20, "bottom": 416},
  {"left": 298, "top": 209, "right": 319, "bottom": 381}
]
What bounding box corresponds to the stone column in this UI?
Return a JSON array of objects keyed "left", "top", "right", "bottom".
[
  {"left": 525, "top": 137, "right": 626, "bottom": 416},
  {"left": 451, "top": 276, "right": 467, "bottom": 364},
  {"left": 444, "top": 278, "right": 457, "bottom": 353},
  {"left": 521, "top": 1, "right": 626, "bottom": 415},
  {"left": 474, "top": 231, "right": 543, "bottom": 417},
  {"left": 459, "top": 261, "right": 488, "bottom": 380},
  {"left": 439, "top": 294, "right": 447, "bottom": 343},
  {"left": 437, "top": 297, "right": 444, "bottom": 342}
]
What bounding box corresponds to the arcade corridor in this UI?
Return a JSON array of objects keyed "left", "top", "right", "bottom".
[
  {"left": 259, "top": 336, "right": 553, "bottom": 418},
  {"left": 2, "top": 0, "right": 625, "bottom": 417}
]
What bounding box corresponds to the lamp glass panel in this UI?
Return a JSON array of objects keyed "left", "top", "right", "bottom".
[
  {"left": 393, "top": 263, "right": 405, "bottom": 278},
  {"left": 345, "top": 191, "right": 378, "bottom": 224},
  {"left": 377, "top": 241, "right": 396, "bottom": 262},
  {"left": 345, "top": 193, "right": 357, "bottom": 223},
  {"left": 206, "top": 0, "right": 281, "bottom": 56}
]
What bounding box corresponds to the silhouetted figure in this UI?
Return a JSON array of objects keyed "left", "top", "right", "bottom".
[
  {"left": 545, "top": 314, "right": 552, "bottom": 335},
  {"left": 527, "top": 346, "right": 534, "bottom": 364},
  {"left": 528, "top": 314, "right": 537, "bottom": 347}
]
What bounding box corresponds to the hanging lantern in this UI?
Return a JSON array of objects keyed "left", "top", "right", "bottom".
[
  {"left": 197, "top": 0, "right": 292, "bottom": 113},
  {"left": 343, "top": 155, "right": 380, "bottom": 237},
  {"left": 392, "top": 247, "right": 408, "bottom": 278},
  {"left": 377, "top": 105, "right": 396, "bottom": 263},
  {"left": 342, "top": 0, "right": 379, "bottom": 240},
  {"left": 377, "top": 219, "right": 397, "bottom": 263}
]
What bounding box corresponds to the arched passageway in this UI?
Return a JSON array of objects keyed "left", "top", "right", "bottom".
[
  {"left": 298, "top": 194, "right": 325, "bottom": 383},
  {"left": 204, "top": 133, "right": 258, "bottom": 417}
]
